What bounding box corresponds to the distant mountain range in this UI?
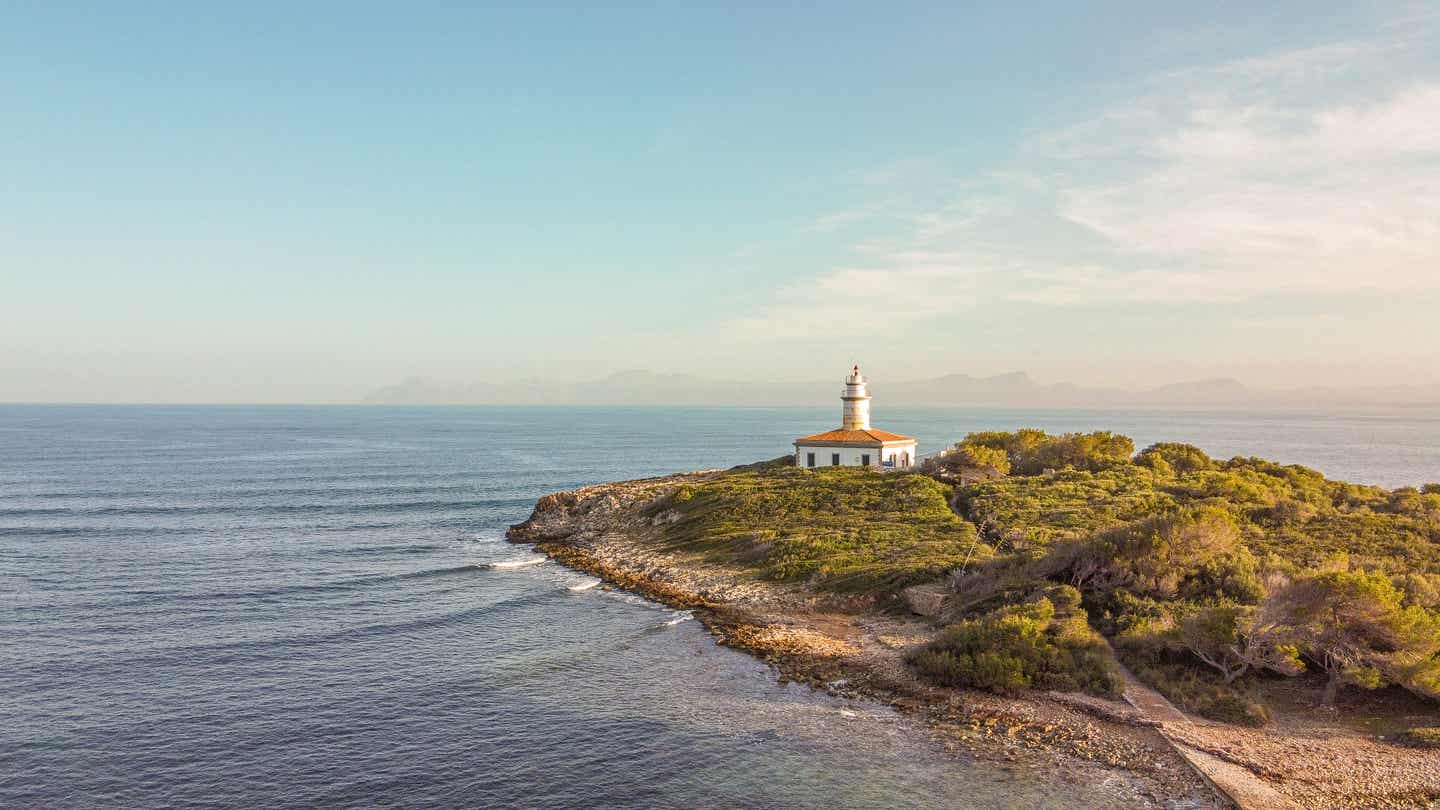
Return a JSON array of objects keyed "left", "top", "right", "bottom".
[{"left": 364, "top": 371, "right": 1440, "bottom": 408}]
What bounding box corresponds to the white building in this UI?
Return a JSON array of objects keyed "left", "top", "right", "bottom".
[{"left": 794, "top": 365, "right": 917, "bottom": 470}]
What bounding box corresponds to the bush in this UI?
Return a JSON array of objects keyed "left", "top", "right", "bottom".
[
  {"left": 908, "top": 595, "right": 1120, "bottom": 696},
  {"left": 1199, "top": 690, "right": 1272, "bottom": 726},
  {"left": 1033, "top": 431, "right": 1135, "bottom": 474},
  {"left": 1397, "top": 726, "right": 1440, "bottom": 749},
  {"left": 1136, "top": 443, "right": 1214, "bottom": 474},
  {"left": 1264, "top": 568, "right": 1440, "bottom": 704},
  {"left": 1069, "top": 506, "right": 1245, "bottom": 598},
  {"left": 927, "top": 443, "right": 1010, "bottom": 479},
  {"left": 1400, "top": 573, "right": 1440, "bottom": 609},
  {"left": 962, "top": 442, "right": 1440, "bottom": 573},
  {"left": 957, "top": 429, "right": 1134, "bottom": 476},
  {"left": 931, "top": 426, "right": 1440, "bottom": 712},
  {"left": 1266, "top": 497, "right": 1317, "bottom": 526},
  {"left": 1123, "top": 655, "right": 1271, "bottom": 727}
]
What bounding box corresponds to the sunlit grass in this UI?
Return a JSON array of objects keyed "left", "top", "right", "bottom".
[{"left": 656, "top": 460, "right": 985, "bottom": 592}]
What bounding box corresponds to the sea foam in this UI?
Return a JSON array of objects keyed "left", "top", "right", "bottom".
[
  {"left": 487, "top": 557, "right": 546, "bottom": 570},
  {"left": 660, "top": 610, "right": 694, "bottom": 627}
]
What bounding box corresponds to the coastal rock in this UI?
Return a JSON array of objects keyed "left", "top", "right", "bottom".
[
  {"left": 901, "top": 583, "right": 949, "bottom": 617},
  {"left": 506, "top": 490, "right": 583, "bottom": 543},
  {"left": 650, "top": 508, "right": 682, "bottom": 526}
]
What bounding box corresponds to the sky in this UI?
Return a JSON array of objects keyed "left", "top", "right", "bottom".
[{"left": 3, "top": 2, "right": 1439, "bottom": 403}]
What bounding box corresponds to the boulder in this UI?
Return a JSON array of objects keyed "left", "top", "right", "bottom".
[{"left": 902, "top": 583, "right": 949, "bottom": 616}]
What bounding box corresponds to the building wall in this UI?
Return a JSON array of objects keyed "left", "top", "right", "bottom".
[
  {"left": 795, "top": 442, "right": 917, "bottom": 469},
  {"left": 796, "top": 444, "right": 873, "bottom": 468},
  {"left": 880, "top": 443, "right": 917, "bottom": 469}
]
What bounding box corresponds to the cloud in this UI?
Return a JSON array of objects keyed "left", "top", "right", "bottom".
[
  {"left": 730, "top": 24, "right": 1440, "bottom": 337},
  {"left": 1057, "top": 82, "right": 1440, "bottom": 296}
]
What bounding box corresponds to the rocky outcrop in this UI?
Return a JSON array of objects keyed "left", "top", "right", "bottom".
[
  {"left": 506, "top": 470, "right": 711, "bottom": 546},
  {"left": 505, "top": 491, "right": 582, "bottom": 543},
  {"left": 901, "top": 583, "right": 948, "bottom": 616}
]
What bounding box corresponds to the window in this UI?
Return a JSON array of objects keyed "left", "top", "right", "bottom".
[
  {"left": 806, "top": 452, "right": 815, "bottom": 467},
  {"left": 831, "top": 453, "right": 840, "bottom": 466},
  {"left": 861, "top": 454, "right": 870, "bottom": 467}
]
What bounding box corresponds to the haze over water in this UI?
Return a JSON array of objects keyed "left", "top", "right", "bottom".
[{"left": 3, "top": 405, "right": 1437, "bottom": 808}]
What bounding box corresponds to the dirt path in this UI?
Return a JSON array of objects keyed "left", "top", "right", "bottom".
[
  {"left": 1117, "top": 664, "right": 1189, "bottom": 724},
  {"left": 1115, "top": 664, "right": 1301, "bottom": 810}
]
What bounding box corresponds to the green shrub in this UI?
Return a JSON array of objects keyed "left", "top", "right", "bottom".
[
  {"left": 1197, "top": 690, "right": 1272, "bottom": 726},
  {"left": 1136, "top": 443, "right": 1214, "bottom": 474},
  {"left": 926, "top": 426, "right": 1440, "bottom": 711},
  {"left": 927, "top": 443, "right": 1011, "bottom": 479},
  {"left": 1123, "top": 655, "right": 1271, "bottom": 727},
  {"left": 1400, "top": 573, "right": 1440, "bottom": 609},
  {"left": 1068, "top": 506, "right": 1246, "bottom": 599},
  {"left": 1263, "top": 568, "right": 1440, "bottom": 704},
  {"left": 958, "top": 438, "right": 1440, "bottom": 574},
  {"left": 958, "top": 429, "right": 1134, "bottom": 476},
  {"left": 964, "top": 465, "right": 1175, "bottom": 551},
  {"left": 1397, "top": 726, "right": 1440, "bottom": 748},
  {"left": 908, "top": 595, "right": 1120, "bottom": 696}
]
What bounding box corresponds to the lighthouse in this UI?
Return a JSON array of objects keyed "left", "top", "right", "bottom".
[
  {"left": 793, "top": 365, "right": 917, "bottom": 470},
  {"left": 841, "top": 365, "right": 871, "bottom": 429}
]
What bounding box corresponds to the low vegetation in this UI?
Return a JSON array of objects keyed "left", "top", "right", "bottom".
[
  {"left": 1122, "top": 655, "right": 1270, "bottom": 726},
  {"left": 648, "top": 434, "right": 1440, "bottom": 720},
  {"left": 653, "top": 458, "right": 985, "bottom": 592},
  {"left": 931, "top": 429, "right": 1440, "bottom": 716},
  {"left": 908, "top": 584, "right": 1120, "bottom": 696},
  {"left": 1397, "top": 726, "right": 1440, "bottom": 749}
]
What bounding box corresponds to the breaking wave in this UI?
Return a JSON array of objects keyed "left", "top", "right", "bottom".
[{"left": 487, "top": 557, "right": 547, "bottom": 570}]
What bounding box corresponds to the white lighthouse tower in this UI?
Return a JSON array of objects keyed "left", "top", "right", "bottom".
[
  {"left": 841, "top": 364, "right": 871, "bottom": 429},
  {"left": 793, "top": 365, "right": 917, "bottom": 470}
]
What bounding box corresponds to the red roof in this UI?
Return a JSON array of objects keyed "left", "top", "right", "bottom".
[{"left": 793, "top": 428, "right": 915, "bottom": 445}]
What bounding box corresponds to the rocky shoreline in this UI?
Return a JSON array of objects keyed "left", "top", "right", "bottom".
[{"left": 506, "top": 471, "right": 1221, "bottom": 809}]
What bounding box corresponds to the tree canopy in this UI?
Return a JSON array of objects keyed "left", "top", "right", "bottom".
[{"left": 930, "top": 428, "right": 1440, "bottom": 714}]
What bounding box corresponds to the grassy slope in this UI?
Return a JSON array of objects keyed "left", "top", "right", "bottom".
[
  {"left": 648, "top": 455, "right": 1438, "bottom": 591},
  {"left": 963, "top": 460, "right": 1440, "bottom": 573},
  {"left": 641, "top": 449, "right": 1439, "bottom": 717},
  {"left": 963, "top": 466, "right": 1175, "bottom": 552},
  {"left": 655, "top": 461, "right": 984, "bottom": 592}
]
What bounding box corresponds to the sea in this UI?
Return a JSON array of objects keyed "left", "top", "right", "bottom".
[{"left": 3, "top": 404, "right": 1438, "bottom": 809}]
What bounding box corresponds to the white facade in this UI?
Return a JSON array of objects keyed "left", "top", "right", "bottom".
[
  {"left": 794, "top": 442, "right": 916, "bottom": 470},
  {"left": 881, "top": 444, "right": 914, "bottom": 468}
]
